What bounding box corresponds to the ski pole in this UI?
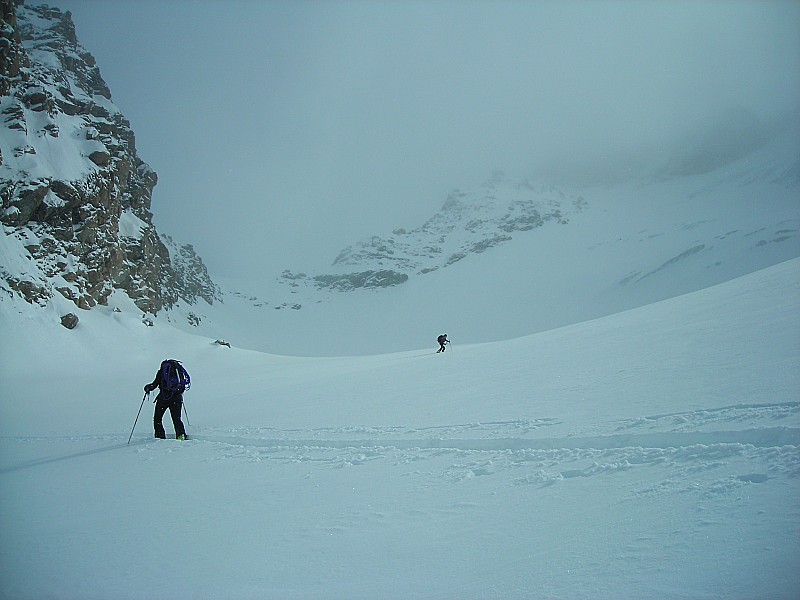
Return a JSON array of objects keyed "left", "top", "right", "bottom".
[
  {"left": 182, "top": 400, "right": 191, "bottom": 427},
  {"left": 127, "top": 391, "right": 148, "bottom": 444}
]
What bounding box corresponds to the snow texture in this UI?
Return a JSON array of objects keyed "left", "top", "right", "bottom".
[
  {"left": 1, "top": 257, "right": 798, "bottom": 599},
  {"left": 1, "top": 5, "right": 799, "bottom": 598}
]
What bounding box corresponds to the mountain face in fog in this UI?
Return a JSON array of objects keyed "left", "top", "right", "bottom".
[
  {"left": 206, "top": 117, "right": 798, "bottom": 355},
  {"left": 538, "top": 107, "right": 798, "bottom": 188},
  {"left": 0, "top": 0, "right": 219, "bottom": 313},
  {"left": 279, "top": 172, "right": 587, "bottom": 292},
  {"left": 657, "top": 107, "right": 769, "bottom": 180}
]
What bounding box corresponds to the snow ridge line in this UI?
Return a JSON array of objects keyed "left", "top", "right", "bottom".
[{"left": 191, "top": 426, "right": 800, "bottom": 453}]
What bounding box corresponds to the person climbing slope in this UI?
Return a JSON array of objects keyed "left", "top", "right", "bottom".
[
  {"left": 437, "top": 334, "right": 450, "bottom": 353},
  {"left": 144, "top": 359, "right": 190, "bottom": 440}
]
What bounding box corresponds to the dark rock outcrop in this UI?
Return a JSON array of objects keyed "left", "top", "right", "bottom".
[
  {"left": 60, "top": 312, "right": 78, "bottom": 329},
  {"left": 1, "top": 0, "right": 219, "bottom": 313}
]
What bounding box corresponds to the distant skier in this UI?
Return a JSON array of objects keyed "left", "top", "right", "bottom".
[
  {"left": 144, "top": 359, "right": 190, "bottom": 440},
  {"left": 437, "top": 334, "right": 450, "bottom": 353}
]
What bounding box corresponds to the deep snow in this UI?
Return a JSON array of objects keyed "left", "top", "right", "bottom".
[
  {"left": 1, "top": 257, "right": 798, "bottom": 599},
  {"left": 2, "top": 5, "right": 799, "bottom": 597}
]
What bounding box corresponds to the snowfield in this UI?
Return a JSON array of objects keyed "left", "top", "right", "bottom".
[
  {"left": 2, "top": 3, "right": 799, "bottom": 598},
  {"left": 1, "top": 258, "right": 798, "bottom": 599}
]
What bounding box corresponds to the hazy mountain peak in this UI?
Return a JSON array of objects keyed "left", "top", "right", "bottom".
[{"left": 274, "top": 175, "right": 587, "bottom": 296}]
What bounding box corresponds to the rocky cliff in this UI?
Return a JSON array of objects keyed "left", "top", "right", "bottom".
[{"left": 0, "top": 0, "right": 219, "bottom": 315}]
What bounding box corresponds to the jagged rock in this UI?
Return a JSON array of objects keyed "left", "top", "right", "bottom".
[
  {"left": 60, "top": 312, "right": 78, "bottom": 329},
  {"left": 21, "top": 86, "right": 52, "bottom": 111},
  {"left": 214, "top": 339, "right": 231, "bottom": 348},
  {"left": 314, "top": 270, "right": 409, "bottom": 291},
  {"left": 0, "top": 0, "right": 28, "bottom": 97},
  {"left": 1, "top": 1, "right": 219, "bottom": 316},
  {"left": 5, "top": 274, "right": 49, "bottom": 305},
  {"left": 161, "top": 236, "right": 222, "bottom": 305},
  {"left": 88, "top": 150, "right": 110, "bottom": 166}
]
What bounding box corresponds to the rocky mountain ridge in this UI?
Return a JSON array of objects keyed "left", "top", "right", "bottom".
[
  {"left": 0, "top": 0, "right": 219, "bottom": 318},
  {"left": 278, "top": 171, "right": 587, "bottom": 293}
]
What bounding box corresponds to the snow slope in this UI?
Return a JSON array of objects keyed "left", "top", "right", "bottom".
[{"left": 1, "top": 258, "right": 798, "bottom": 599}]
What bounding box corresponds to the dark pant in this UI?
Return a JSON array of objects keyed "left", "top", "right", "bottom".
[{"left": 154, "top": 393, "right": 186, "bottom": 439}]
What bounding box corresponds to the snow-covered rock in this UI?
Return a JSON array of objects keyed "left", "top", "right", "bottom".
[
  {"left": 0, "top": 0, "right": 218, "bottom": 313},
  {"left": 281, "top": 171, "right": 587, "bottom": 291}
]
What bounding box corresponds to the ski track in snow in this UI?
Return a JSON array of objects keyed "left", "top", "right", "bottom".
[
  {"left": 6, "top": 402, "right": 797, "bottom": 499},
  {"left": 186, "top": 402, "right": 800, "bottom": 496}
]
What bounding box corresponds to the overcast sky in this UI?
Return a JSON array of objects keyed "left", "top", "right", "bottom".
[{"left": 44, "top": 0, "right": 800, "bottom": 282}]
